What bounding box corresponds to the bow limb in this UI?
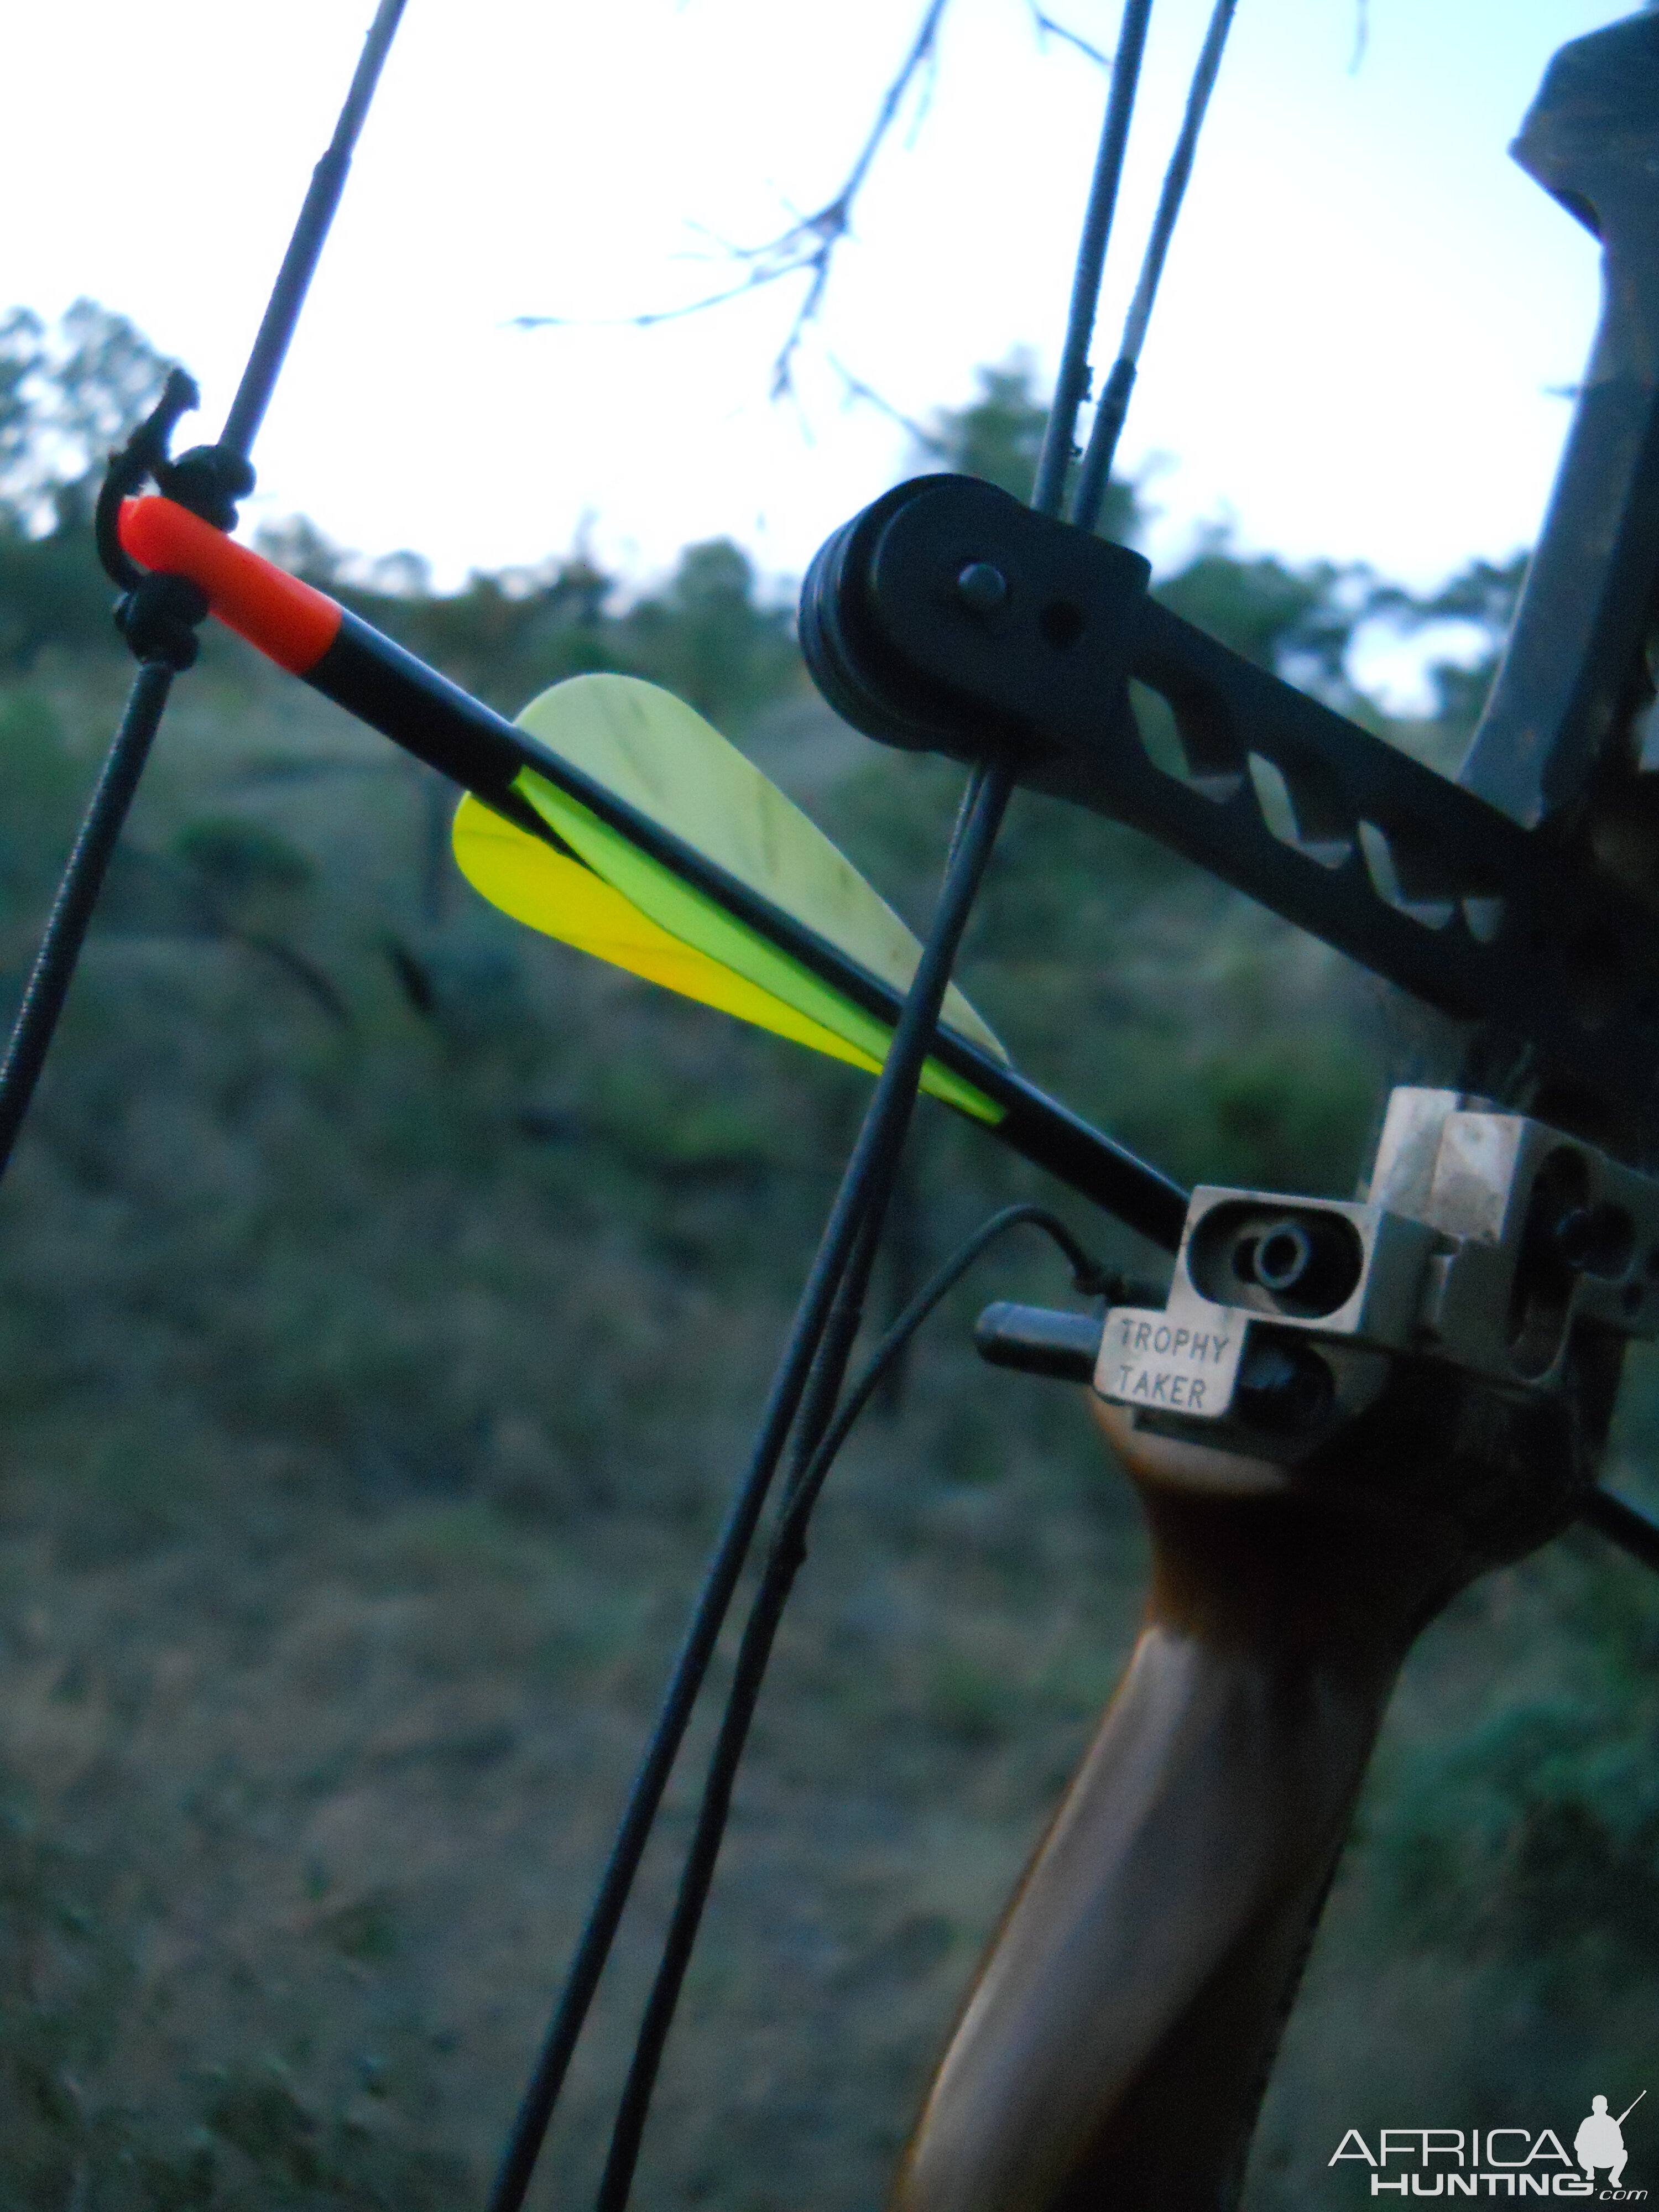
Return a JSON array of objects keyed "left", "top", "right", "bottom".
[{"left": 1460, "top": 9, "right": 1659, "bottom": 836}]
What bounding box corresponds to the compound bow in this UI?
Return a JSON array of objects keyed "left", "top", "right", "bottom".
[
  {"left": 10, "top": 6, "right": 1659, "bottom": 2208},
  {"left": 797, "top": 9, "right": 1659, "bottom": 2203}
]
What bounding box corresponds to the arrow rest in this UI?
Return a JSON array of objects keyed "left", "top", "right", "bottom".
[{"left": 982, "top": 1084, "right": 1659, "bottom": 1466}]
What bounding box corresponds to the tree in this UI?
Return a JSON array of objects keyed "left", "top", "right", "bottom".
[
  {"left": 0, "top": 300, "right": 172, "bottom": 536},
  {"left": 0, "top": 301, "right": 175, "bottom": 668}
]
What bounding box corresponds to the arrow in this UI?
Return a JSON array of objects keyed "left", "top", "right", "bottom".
[
  {"left": 452, "top": 673, "right": 1004, "bottom": 1121},
  {"left": 116, "top": 493, "right": 1188, "bottom": 1247}
]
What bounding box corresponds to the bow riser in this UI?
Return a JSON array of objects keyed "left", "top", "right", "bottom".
[{"left": 849, "top": 20, "right": 1659, "bottom": 2212}]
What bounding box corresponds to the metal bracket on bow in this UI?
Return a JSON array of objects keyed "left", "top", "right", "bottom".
[
  {"left": 800, "top": 13, "right": 1659, "bottom": 1135},
  {"left": 800, "top": 468, "right": 1659, "bottom": 1117},
  {"left": 979, "top": 1084, "right": 1659, "bottom": 1465}
]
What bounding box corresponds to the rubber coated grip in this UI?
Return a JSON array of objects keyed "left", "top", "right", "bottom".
[{"left": 118, "top": 495, "right": 342, "bottom": 676}]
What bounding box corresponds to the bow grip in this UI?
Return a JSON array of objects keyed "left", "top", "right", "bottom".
[
  {"left": 1460, "top": 11, "right": 1659, "bottom": 828},
  {"left": 894, "top": 1358, "right": 1596, "bottom": 2212}
]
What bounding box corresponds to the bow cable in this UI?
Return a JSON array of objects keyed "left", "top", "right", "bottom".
[
  {"left": 1032, "top": 0, "right": 1155, "bottom": 517},
  {"left": 591, "top": 1212, "right": 1124, "bottom": 2212},
  {"left": 223, "top": 0, "right": 409, "bottom": 456},
  {"left": 0, "top": 0, "right": 409, "bottom": 1180},
  {"left": 581, "top": 5, "right": 1257, "bottom": 2201},
  {"left": 1073, "top": 0, "right": 1239, "bottom": 531},
  {"left": 488, "top": 3, "right": 1211, "bottom": 2203},
  {"left": 487, "top": 756, "right": 1015, "bottom": 2212}
]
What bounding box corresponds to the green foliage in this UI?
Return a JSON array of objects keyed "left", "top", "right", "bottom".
[
  {"left": 0, "top": 304, "right": 1635, "bottom": 2205},
  {"left": 1370, "top": 1530, "right": 1659, "bottom": 2015},
  {"left": 0, "top": 691, "right": 84, "bottom": 915},
  {"left": 331, "top": 547, "right": 624, "bottom": 714},
  {"left": 1381, "top": 1693, "right": 1659, "bottom": 1990},
  {"left": 926, "top": 353, "right": 1049, "bottom": 501},
  {"left": 617, "top": 538, "right": 799, "bottom": 721},
  {"left": 247, "top": 525, "right": 802, "bottom": 736},
  {"left": 1156, "top": 538, "right": 1371, "bottom": 697},
  {"left": 0, "top": 302, "right": 176, "bottom": 670},
  {"left": 171, "top": 819, "right": 315, "bottom": 905},
  {"left": 0, "top": 518, "right": 121, "bottom": 671},
  {"left": 1392, "top": 551, "right": 1528, "bottom": 740},
  {"left": 0, "top": 309, "right": 43, "bottom": 496},
  {"left": 0, "top": 300, "right": 174, "bottom": 519}
]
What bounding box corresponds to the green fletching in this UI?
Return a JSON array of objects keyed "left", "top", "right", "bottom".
[
  {"left": 513, "top": 675, "right": 1008, "bottom": 1065},
  {"left": 510, "top": 766, "right": 1001, "bottom": 1124}
]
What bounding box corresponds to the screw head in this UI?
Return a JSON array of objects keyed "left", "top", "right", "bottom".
[{"left": 956, "top": 561, "right": 1008, "bottom": 615}]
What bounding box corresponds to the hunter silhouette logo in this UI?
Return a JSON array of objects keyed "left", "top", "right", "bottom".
[
  {"left": 1331, "top": 2099, "right": 1646, "bottom": 2198},
  {"left": 1577, "top": 2099, "right": 1645, "bottom": 2194}
]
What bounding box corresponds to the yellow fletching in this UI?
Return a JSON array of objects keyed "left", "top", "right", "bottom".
[
  {"left": 512, "top": 675, "right": 1006, "bottom": 1065},
  {"left": 450, "top": 674, "right": 1006, "bottom": 1124},
  {"left": 451, "top": 794, "right": 884, "bottom": 1075}
]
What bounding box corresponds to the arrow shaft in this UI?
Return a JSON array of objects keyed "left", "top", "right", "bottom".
[{"left": 119, "top": 495, "right": 1190, "bottom": 1249}]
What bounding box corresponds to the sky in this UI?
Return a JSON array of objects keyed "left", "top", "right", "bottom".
[{"left": 0, "top": 0, "right": 1638, "bottom": 637}]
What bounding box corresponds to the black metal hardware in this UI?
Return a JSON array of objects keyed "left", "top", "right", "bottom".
[
  {"left": 973, "top": 1300, "right": 1103, "bottom": 1383},
  {"left": 1458, "top": 12, "right": 1659, "bottom": 830},
  {"left": 800, "top": 469, "right": 1659, "bottom": 1119},
  {"left": 972, "top": 1298, "right": 1332, "bottom": 1431}
]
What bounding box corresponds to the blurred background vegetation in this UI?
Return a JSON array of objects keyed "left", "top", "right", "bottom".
[{"left": 0, "top": 300, "right": 1650, "bottom": 2210}]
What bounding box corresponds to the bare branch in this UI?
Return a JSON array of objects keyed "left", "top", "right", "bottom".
[
  {"left": 1349, "top": 0, "right": 1369, "bottom": 75},
  {"left": 905, "top": 30, "right": 944, "bottom": 146},
  {"left": 826, "top": 354, "right": 950, "bottom": 457},
  {"left": 1029, "top": 6, "right": 1112, "bottom": 68},
  {"left": 510, "top": 0, "right": 955, "bottom": 399},
  {"left": 508, "top": 272, "right": 770, "bottom": 338}
]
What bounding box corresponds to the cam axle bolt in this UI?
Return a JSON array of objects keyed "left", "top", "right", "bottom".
[{"left": 956, "top": 561, "right": 1008, "bottom": 614}]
